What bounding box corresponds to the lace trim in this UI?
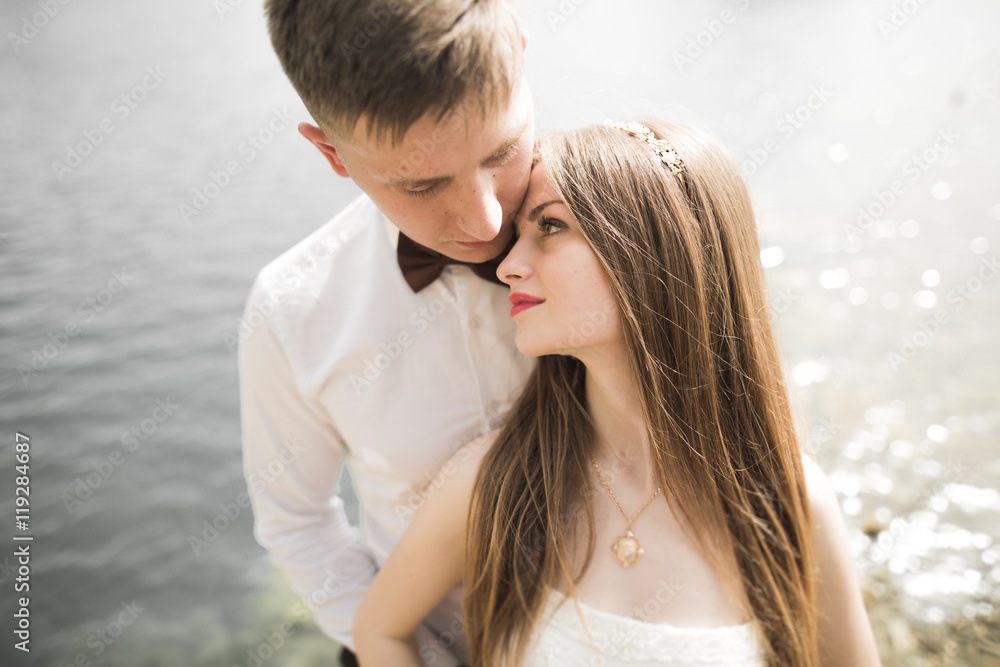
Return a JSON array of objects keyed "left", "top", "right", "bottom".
[{"left": 525, "top": 588, "right": 767, "bottom": 665}]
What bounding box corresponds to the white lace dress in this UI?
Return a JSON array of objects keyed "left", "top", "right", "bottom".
[{"left": 522, "top": 588, "right": 766, "bottom": 666}]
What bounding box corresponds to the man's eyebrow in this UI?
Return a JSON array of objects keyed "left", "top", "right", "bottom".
[
  {"left": 483, "top": 120, "right": 530, "bottom": 164},
  {"left": 385, "top": 120, "right": 529, "bottom": 189}
]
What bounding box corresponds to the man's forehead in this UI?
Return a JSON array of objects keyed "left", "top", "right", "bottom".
[
  {"left": 346, "top": 79, "right": 532, "bottom": 177},
  {"left": 348, "top": 91, "right": 501, "bottom": 151},
  {"left": 363, "top": 114, "right": 530, "bottom": 185},
  {"left": 350, "top": 109, "right": 465, "bottom": 152}
]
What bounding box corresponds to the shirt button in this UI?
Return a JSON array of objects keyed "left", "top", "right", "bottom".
[{"left": 469, "top": 315, "right": 482, "bottom": 329}]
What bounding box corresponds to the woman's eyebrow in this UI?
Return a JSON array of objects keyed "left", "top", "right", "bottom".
[{"left": 528, "top": 200, "right": 560, "bottom": 221}]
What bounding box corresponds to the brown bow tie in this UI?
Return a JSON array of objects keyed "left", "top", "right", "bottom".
[{"left": 396, "top": 231, "right": 513, "bottom": 293}]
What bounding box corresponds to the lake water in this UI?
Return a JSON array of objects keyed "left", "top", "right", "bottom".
[{"left": 1, "top": 0, "right": 998, "bottom": 665}]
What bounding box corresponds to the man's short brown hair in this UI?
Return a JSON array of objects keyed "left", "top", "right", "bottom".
[{"left": 265, "top": 0, "right": 523, "bottom": 146}]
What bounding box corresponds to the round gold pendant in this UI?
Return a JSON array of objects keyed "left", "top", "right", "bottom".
[{"left": 611, "top": 529, "right": 644, "bottom": 569}]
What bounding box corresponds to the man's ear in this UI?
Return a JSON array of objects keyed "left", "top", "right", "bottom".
[
  {"left": 298, "top": 122, "right": 350, "bottom": 178},
  {"left": 520, "top": 27, "right": 529, "bottom": 51}
]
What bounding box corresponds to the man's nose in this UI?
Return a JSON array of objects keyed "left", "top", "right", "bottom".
[{"left": 454, "top": 175, "right": 503, "bottom": 241}]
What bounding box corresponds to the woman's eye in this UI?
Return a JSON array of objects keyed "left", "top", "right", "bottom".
[{"left": 537, "top": 217, "right": 564, "bottom": 236}]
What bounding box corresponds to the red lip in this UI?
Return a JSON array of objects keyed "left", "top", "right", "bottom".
[{"left": 509, "top": 291, "right": 544, "bottom": 317}]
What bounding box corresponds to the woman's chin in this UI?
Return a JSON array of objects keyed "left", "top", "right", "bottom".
[{"left": 514, "top": 335, "right": 553, "bottom": 358}]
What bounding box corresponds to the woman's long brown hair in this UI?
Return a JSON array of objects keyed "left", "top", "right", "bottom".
[{"left": 464, "top": 121, "right": 819, "bottom": 666}]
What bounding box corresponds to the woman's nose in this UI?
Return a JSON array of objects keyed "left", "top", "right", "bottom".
[{"left": 497, "top": 229, "right": 532, "bottom": 285}]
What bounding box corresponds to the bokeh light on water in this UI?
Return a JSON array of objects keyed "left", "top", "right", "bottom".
[{"left": 0, "top": 0, "right": 998, "bottom": 665}]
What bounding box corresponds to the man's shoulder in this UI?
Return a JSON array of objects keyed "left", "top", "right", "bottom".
[
  {"left": 442, "top": 430, "right": 501, "bottom": 497},
  {"left": 247, "top": 193, "right": 389, "bottom": 311}
]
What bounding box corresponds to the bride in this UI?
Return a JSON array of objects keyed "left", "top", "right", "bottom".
[{"left": 352, "top": 120, "right": 882, "bottom": 666}]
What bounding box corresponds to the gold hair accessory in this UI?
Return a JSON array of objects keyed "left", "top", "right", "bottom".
[
  {"left": 603, "top": 120, "right": 686, "bottom": 176},
  {"left": 592, "top": 455, "right": 662, "bottom": 569}
]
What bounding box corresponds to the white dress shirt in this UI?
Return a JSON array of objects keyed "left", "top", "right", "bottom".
[{"left": 238, "top": 193, "right": 536, "bottom": 664}]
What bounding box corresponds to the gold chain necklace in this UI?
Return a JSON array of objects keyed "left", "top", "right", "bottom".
[{"left": 591, "top": 455, "right": 661, "bottom": 569}]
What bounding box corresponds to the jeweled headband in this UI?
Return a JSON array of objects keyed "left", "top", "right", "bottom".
[{"left": 603, "top": 120, "right": 686, "bottom": 176}]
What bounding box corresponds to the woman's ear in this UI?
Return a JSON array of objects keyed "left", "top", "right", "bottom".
[{"left": 298, "top": 122, "right": 350, "bottom": 178}]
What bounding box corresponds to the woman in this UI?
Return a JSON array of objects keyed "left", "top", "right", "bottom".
[{"left": 353, "top": 120, "right": 882, "bottom": 666}]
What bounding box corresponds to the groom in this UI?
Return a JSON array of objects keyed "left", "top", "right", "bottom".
[{"left": 239, "top": 1, "right": 536, "bottom": 665}]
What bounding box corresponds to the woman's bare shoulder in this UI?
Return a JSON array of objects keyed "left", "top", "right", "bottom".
[
  {"left": 799, "top": 452, "right": 884, "bottom": 664},
  {"left": 800, "top": 452, "right": 838, "bottom": 522}
]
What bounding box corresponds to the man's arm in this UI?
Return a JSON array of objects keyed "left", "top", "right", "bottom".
[
  {"left": 353, "top": 432, "right": 495, "bottom": 666},
  {"left": 802, "top": 455, "right": 883, "bottom": 666},
  {"left": 238, "top": 276, "right": 380, "bottom": 648}
]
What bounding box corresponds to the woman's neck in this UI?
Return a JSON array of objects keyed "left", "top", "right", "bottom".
[{"left": 578, "top": 342, "right": 659, "bottom": 496}]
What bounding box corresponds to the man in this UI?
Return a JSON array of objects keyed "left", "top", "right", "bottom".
[{"left": 239, "top": 1, "right": 536, "bottom": 665}]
